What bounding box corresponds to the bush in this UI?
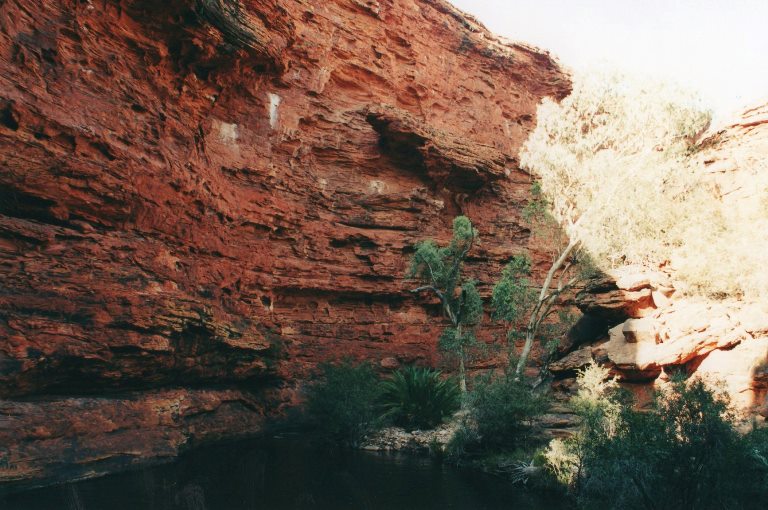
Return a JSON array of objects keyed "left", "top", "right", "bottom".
[
  {"left": 745, "top": 426, "right": 768, "bottom": 492},
  {"left": 304, "top": 360, "right": 383, "bottom": 446},
  {"left": 468, "top": 373, "right": 548, "bottom": 448},
  {"left": 380, "top": 366, "right": 461, "bottom": 430},
  {"left": 545, "top": 364, "right": 768, "bottom": 509},
  {"left": 445, "top": 422, "right": 483, "bottom": 463}
]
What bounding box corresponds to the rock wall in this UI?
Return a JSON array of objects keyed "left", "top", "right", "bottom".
[{"left": 0, "top": 0, "right": 569, "bottom": 488}]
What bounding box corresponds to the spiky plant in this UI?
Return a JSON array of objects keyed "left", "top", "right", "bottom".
[{"left": 380, "top": 366, "right": 461, "bottom": 430}]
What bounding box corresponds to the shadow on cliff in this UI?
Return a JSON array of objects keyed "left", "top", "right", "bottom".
[
  {"left": 551, "top": 269, "right": 660, "bottom": 407},
  {"left": 123, "top": 0, "right": 291, "bottom": 78}
]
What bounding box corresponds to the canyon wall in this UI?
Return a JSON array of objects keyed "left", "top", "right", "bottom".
[{"left": 0, "top": 0, "right": 569, "bottom": 488}]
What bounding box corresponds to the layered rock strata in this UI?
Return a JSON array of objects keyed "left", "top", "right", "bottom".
[
  {"left": 557, "top": 268, "right": 768, "bottom": 415},
  {"left": 0, "top": 0, "right": 569, "bottom": 487}
]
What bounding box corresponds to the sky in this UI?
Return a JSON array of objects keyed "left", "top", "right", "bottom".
[{"left": 450, "top": 0, "right": 768, "bottom": 121}]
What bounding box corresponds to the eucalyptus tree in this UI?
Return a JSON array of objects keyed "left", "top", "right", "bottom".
[
  {"left": 505, "top": 70, "right": 710, "bottom": 379},
  {"left": 407, "top": 216, "right": 482, "bottom": 393}
]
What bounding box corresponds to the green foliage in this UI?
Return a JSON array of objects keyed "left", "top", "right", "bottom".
[
  {"left": 379, "top": 366, "right": 461, "bottom": 430},
  {"left": 543, "top": 363, "right": 633, "bottom": 491},
  {"left": 610, "top": 378, "right": 768, "bottom": 510},
  {"left": 451, "top": 215, "right": 476, "bottom": 243},
  {"left": 468, "top": 373, "right": 549, "bottom": 448},
  {"left": 521, "top": 181, "right": 549, "bottom": 224},
  {"left": 407, "top": 216, "right": 477, "bottom": 297},
  {"left": 491, "top": 255, "right": 534, "bottom": 326},
  {"left": 408, "top": 240, "right": 445, "bottom": 285},
  {"left": 305, "top": 359, "right": 384, "bottom": 446},
  {"left": 445, "top": 422, "right": 483, "bottom": 462},
  {"left": 437, "top": 280, "right": 483, "bottom": 356},
  {"left": 745, "top": 426, "right": 768, "bottom": 489},
  {"left": 445, "top": 372, "right": 549, "bottom": 468},
  {"left": 407, "top": 216, "right": 482, "bottom": 390},
  {"left": 438, "top": 326, "right": 477, "bottom": 356},
  {"left": 459, "top": 279, "right": 483, "bottom": 325},
  {"left": 539, "top": 309, "right": 578, "bottom": 356},
  {"left": 491, "top": 248, "right": 582, "bottom": 377},
  {"left": 570, "top": 363, "right": 625, "bottom": 434},
  {"left": 544, "top": 365, "right": 768, "bottom": 509}
]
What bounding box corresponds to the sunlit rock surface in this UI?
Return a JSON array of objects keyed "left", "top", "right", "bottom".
[{"left": 556, "top": 110, "right": 768, "bottom": 419}]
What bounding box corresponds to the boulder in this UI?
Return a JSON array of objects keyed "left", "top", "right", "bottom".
[
  {"left": 576, "top": 275, "right": 655, "bottom": 321},
  {"left": 549, "top": 347, "right": 593, "bottom": 377},
  {"left": 592, "top": 324, "right": 662, "bottom": 378},
  {"left": 622, "top": 317, "right": 659, "bottom": 344},
  {"left": 612, "top": 264, "right": 671, "bottom": 292},
  {"left": 695, "top": 336, "right": 768, "bottom": 411},
  {"left": 737, "top": 304, "right": 768, "bottom": 335},
  {"left": 380, "top": 357, "right": 401, "bottom": 370}
]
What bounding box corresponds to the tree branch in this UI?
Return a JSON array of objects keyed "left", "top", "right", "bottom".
[
  {"left": 423, "top": 256, "right": 439, "bottom": 286},
  {"left": 514, "top": 238, "right": 580, "bottom": 378},
  {"left": 410, "top": 285, "right": 457, "bottom": 326},
  {"left": 410, "top": 285, "right": 439, "bottom": 294}
]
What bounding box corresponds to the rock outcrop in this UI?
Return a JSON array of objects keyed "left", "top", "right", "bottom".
[
  {"left": 0, "top": 0, "right": 569, "bottom": 488},
  {"left": 585, "top": 278, "right": 767, "bottom": 413},
  {"left": 0, "top": 388, "right": 266, "bottom": 490},
  {"left": 554, "top": 270, "right": 768, "bottom": 415}
]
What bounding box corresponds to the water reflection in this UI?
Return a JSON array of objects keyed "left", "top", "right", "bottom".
[{"left": 2, "top": 436, "right": 569, "bottom": 510}]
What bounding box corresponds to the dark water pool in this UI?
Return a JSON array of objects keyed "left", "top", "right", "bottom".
[{"left": 1, "top": 436, "right": 570, "bottom": 510}]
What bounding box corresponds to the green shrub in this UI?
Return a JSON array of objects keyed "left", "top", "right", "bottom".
[
  {"left": 543, "top": 363, "right": 634, "bottom": 493},
  {"left": 445, "top": 421, "right": 482, "bottom": 463},
  {"left": 623, "top": 378, "right": 768, "bottom": 510},
  {"left": 468, "top": 373, "right": 548, "bottom": 448},
  {"left": 745, "top": 426, "right": 768, "bottom": 492},
  {"left": 545, "top": 364, "right": 768, "bottom": 509},
  {"left": 380, "top": 366, "right": 461, "bottom": 430},
  {"left": 304, "top": 359, "right": 383, "bottom": 446}
]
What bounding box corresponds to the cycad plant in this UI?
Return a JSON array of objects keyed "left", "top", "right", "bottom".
[{"left": 380, "top": 366, "right": 461, "bottom": 430}]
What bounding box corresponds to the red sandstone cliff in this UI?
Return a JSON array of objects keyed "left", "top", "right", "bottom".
[{"left": 0, "top": 0, "right": 569, "bottom": 487}]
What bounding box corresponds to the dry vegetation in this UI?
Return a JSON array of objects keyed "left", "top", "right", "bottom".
[
  {"left": 521, "top": 71, "right": 768, "bottom": 301},
  {"left": 674, "top": 139, "right": 768, "bottom": 300}
]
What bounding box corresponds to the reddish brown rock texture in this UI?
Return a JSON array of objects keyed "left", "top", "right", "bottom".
[
  {"left": 0, "top": 0, "right": 569, "bottom": 487},
  {"left": 0, "top": 389, "right": 266, "bottom": 489}
]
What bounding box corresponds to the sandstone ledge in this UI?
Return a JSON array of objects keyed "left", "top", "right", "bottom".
[{"left": 0, "top": 388, "right": 265, "bottom": 493}]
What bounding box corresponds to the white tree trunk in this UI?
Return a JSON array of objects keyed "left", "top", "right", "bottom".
[{"left": 514, "top": 238, "right": 579, "bottom": 379}]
